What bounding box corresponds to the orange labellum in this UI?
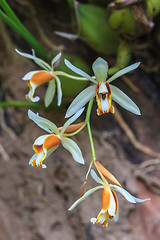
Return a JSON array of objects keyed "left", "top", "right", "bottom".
[
  {"left": 43, "top": 135, "right": 61, "bottom": 151},
  {"left": 31, "top": 71, "right": 53, "bottom": 86},
  {"left": 31, "top": 159, "right": 42, "bottom": 168},
  {"left": 33, "top": 144, "right": 43, "bottom": 154},
  {"left": 102, "top": 189, "right": 110, "bottom": 211}
]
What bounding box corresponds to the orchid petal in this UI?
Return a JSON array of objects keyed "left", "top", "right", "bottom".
[
  {"left": 33, "top": 135, "right": 49, "bottom": 146},
  {"left": 61, "top": 108, "right": 85, "bottom": 135},
  {"left": 65, "top": 85, "right": 96, "bottom": 118},
  {"left": 64, "top": 59, "right": 96, "bottom": 83},
  {"left": 113, "top": 192, "right": 119, "bottom": 222},
  {"left": 44, "top": 80, "right": 56, "bottom": 107},
  {"left": 31, "top": 49, "right": 52, "bottom": 71},
  {"left": 55, "top": 76, "right": 62, "bottom": 106},
  {"left": 61, "top": 137, "right": 84, "bottom": 164},
  {"left": 107, "top": 62, "right": 140, "bottom": 84},
  {"left": 15, "top": 49, "right": 51, "bottom": 71},
  {"left": 111, "top": 185, "right": 150, "bottom": 203},
  {"left": 91, "top": 169, "right": 104, "bottom": 185},
  {"left": 68, "top": 186, "right": 103, "bottom": 211},
  {"left": 110, "top": 85, "right": 141, "bottom": 115},
  {"left": 92, "top": 57, "right": 108, "bottom": 83},
  {"left": 51, "top": 52, "right": 62, "bottom": 67},
  {"left": 108, "top": 190, "right": 116, "bottom": 217},
  {"left": 45, "top": 145, "right": 59, "bottom": 158},
  {"left": 22, "top": 71, "right": 39, "bottom": 80},
  {"left": 28, "top": 110, "right": 59, "bottom": 134}
]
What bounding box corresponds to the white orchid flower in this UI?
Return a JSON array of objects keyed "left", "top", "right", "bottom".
[
  {"left": 64, "top": 57, "right": 141, "bottom": 118},
  {"left": 69, "top": 167, "right": 150, "bottom": 227},
  {"left": 16, "top": 49, "right": 62, "bottom": 107},
  {"left": 28, "top": 108, "right": 85, "bottom": 168}
]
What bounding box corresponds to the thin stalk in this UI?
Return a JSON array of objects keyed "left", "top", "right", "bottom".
[
  {"left": 55, "top": 71, "right": 89, "bottom": 81},
  {"left": 63, "top": 121, "right": 87, "bottom": 137},
  {"left": 85, "top": 98, "right": 96, "bottom": 161},
  {"left": 55, "top": 71, "right": 96, "bottom": 81},
  {"left": 0, "top": 101, "right": 45, "bottom": 109}
]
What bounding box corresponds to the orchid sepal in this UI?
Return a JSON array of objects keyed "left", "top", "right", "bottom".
[
  {"left": 92, "top": 57, "right": 108, "bottom": 83},
  {"left": 107, "top": 62, "right": 141, "bottom": 84},
  {"left": 65, "top": 86, "right": 96, "bottom": 118},
  {"left": 28, "top": 110, "right": 59, "bottom": 134},
  {"left": 110, "top": 85, "right": 141, "bottom": 115},
  {"left": 64, "top": 59, "right": 97, "bottom": 83}
]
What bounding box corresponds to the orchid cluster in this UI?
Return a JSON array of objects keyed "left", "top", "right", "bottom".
[{"left": 17, "top": 49, "right": 149, "bottom": 228}]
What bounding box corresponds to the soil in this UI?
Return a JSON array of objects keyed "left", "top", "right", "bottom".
[{"left": 0, "top": 1, "right": 160, "bottom": 240}]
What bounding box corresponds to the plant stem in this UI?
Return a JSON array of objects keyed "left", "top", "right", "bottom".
[
  {"left": 0, "top": 101, "right": 44, "bottom": 109},
  {"left": 63, "top": 122, "right": 87, "bottom": 137},
  {"left": 55, "top": 71, "right": 89, "bottom": 81},
  {"left": 0, "top": 0, "right": 24, "bottom": 28},
  {"left": 86, "top": 98, "right": 96, "bottom": 161}
]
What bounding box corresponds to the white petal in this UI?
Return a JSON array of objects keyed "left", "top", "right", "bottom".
[
  {"left": 15, "top": 49, "right": 51, "bottom": 71},
  {"left": 68, "top": 186, "right": 103, "bottom": 211},
  {"left": 64, "top": 59, "right": 96, "bottom": 83},
  {"left": 110, "top": 85, "right": 141, "bottom": 115},
  {"left": 65, "top": 85, "right": 96, "bottom": 118},
  {"left": 31, "top": 49, "right": 52, "bottom": 71},
  {"left": 92, "top": 57, "right": 108, "bottom": 83},
  {"left": 28, "top": 110, "right": 59, "bottom": 134},
  {"left": 54, "top": 31, "right": 79, "bottom": 40},
  {"left": 108, "top": 190, "right": 116, "bottom": 217},
  {"left": 33, "top": 135, "right": 49, "bottom": 146},
  {"left": 91, "top": 170, "right": 104, "bottom": 185},
  {"left": 114, "top": 192, "right": 119, "bottom": 222},
  {"left": 36, "top": 150, "right": 44, "bottom": 166},
  {"left": 61, "top": 137, "right": 84, "bottom": 164},
  {"left": 107, "top": 62, "right": 140, "bottom": 83},
  {"left": 51, "top": 52, "right": 62, "bottom": 67},
  {"left": 22, "top": 71, "right": 39, "bottom": 80},
  {"left": 55, "top": 76, "right": 62, "bottom": 106},
  {"left": 44, "top": 80, "right": 56, "bottom": 107},
  {"left": 99, "top": 82, "right": 108, "bottom": 93},
  {"left": 111, "top": 185, "right": 150, "bottom": 203},
  {"left": 61, "top": 108, "right": 85, "bottom": 135},
  {"left": 101, "top": 98, "right": 109, "bottom": 113}
]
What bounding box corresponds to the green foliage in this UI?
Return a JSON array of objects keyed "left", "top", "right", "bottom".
[{"left": 77, "top": 3, "right": 120, "bottom": 55}]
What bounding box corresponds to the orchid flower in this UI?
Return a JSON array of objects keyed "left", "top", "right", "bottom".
[
  {"left": 28, "top": 108, "right": 85, "bottom": 168},
  {"left": 69, "top": 167, "right": 150, "bottom": 227},
  {"left": 16, "top": 49, "right": 62, "bottom": 107},
  {"left": 64, "top": 58, "right": 141, "bottom": 118}
]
